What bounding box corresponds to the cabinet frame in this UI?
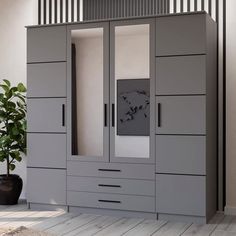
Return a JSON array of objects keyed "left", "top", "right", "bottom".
[{"left": 66, "top": 22, "right": 110, "bottom": 162}]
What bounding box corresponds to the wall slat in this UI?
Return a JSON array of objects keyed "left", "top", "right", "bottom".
[{"left": 38, "top": 0, "right": 218, "bottom": 24}]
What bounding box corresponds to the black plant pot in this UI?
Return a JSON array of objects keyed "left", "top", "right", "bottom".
[{"left": 0, "top": 174, "right": 23, "bottom": 205}]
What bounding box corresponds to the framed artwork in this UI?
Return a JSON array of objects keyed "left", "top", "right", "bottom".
[{"left": 117, "top": 79, "right": 150, "bottom": 136}]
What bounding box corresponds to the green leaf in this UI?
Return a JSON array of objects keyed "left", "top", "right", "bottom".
[
  {"left": 0, "top": 84, "right": 9, "bottom": 93},
  {"left": 9, "top": 163, "right": 15, "bottom": 171},
  {"left": 3, "top": 79, "right": 11, "bottom": 87},
  {"left": 17, "top": 83, "right": 26, "bottom": 92}
]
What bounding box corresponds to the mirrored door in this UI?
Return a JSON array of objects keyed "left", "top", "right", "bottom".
[
  {"left": 110, "top": 19, "right": 155, "bottom": 163},
  {"left": 67, "top": 23, "right": 109, "bottom": 162}
]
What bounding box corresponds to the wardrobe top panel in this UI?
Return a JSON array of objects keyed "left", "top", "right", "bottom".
[{"left": 26, "top": 11, "right": 212, "bottom": 29}]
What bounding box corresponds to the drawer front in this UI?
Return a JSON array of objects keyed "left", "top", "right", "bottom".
[
  {"left": 27, "top": 26, "right": 66, "bottom": 63},
  {"left": 156, "top": 96, "right": 206, "bottom": 134},
  {"left": 156, "top": 135, "right": 206, "bottom": 175},
  {"left": 27, "top": 168, "right": 66, "bottom": 205},
  {"left": 27, "top": 98, "right": 66, "bottom": 133},
  {"left": 156, "top": 174, "right": 206, "bottom": 216},
  {"left": 156, "top": 14, "right": 206, "bottom": 56},
  {"left": 67, "top": 161, "right": 155, "bottom": 180},
  {"left": 27, "top": 63, "right": 66, "bottom": 97},
  {"left": 27, "top": 133, "right": 66, "bottom": 168},
  {"left": 67, "top": 176, "right": 155, "bottom": 196},
  {"left": 67, "top": 191, "right": 155, "bottom": 212},
  {"left": 156, "top": 55, "right": 206, "bottom": 95}
]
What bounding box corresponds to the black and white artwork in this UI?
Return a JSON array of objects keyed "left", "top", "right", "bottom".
[{"left": 117, "top": 79, "right": 150, "bottom": 136}]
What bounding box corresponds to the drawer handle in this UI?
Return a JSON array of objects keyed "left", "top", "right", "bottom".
[
  {"left": 98, "top": 169, "right": 121, "bottom": 172},
  {"left": 98, "top": 184, "right": 121, "bottom": 188},
  {"left": 157, "top": 103, "right": 161, "bottom": 127},
  {"left": 98, "top": 200, "right": 121, "bottom": 204}
]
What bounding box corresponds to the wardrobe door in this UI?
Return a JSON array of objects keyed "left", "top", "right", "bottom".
[
  {"left": 27, "top": 98, "right": 66, "bottom": 133},
  {"left": 109, "top": 19, "right": 155, "bottom": 163},
  {"left": 67, "top": 23, "right": 109, "bottom": 162},
  {"left": 27, "top": 26, "right": 66, "bottom": 63},
  {"left": 156, "top": 96, "right": 206, "bottom": 135}
]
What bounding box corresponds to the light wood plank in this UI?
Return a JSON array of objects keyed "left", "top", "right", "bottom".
[
  {"left": 46, "top": 214, "right": 99, "bottom": 235},
  {"left": 152, "top": 221, "right": 192, "bottom": 236},
  {"left": 123, "top": 219, "right": 167, "bottom": 236},
  {"left": 16, "top": 211, "right": 63, "bottom": 227},
  {"left": 0, "top": 209, "right": 41, "bottom": 227},
  {"left": 65, "top": 215, "right": 121, "bottom": 236},
  {"left": 0, "top": 204, "right": 27, "bottom": 217},
  {"left": 215, "top": 215, "right": 236, "bottom": 231},
  {"left": 211, "top": 230, "right": 236, "bottom": 236},
  {"left": 93, "top": 218, "right": 144, "bottom": 236},
  {"left": 31, "top": 212, "right": 78, "bottom": 231},
  {"left": 182, "top": 213, "right": 225, "bottom": 236}
]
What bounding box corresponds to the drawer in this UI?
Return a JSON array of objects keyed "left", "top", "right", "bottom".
[
  {"left": 156, "top": 14, "right": 206, "bottom": 56},
  {"left": 156, "top": 55, "right": 206, "bottom": 95},
  {"left": 27, "top": 98, "right": 66, "bottom": 133},
  {"left": 27, "top": 26, "right": 66, "bottom": 63},
  {"left": 67, "top": 191, "right": 155, "bottom": 212},
  {"left": 67, "top": 176, "right": 155, "bottom": 196},
  {"left": 156, "top": 135, "right": 206, "bottom": 175},
  {"left": 67, "top": 161, "right": 155, "bottom": 180},
  {"left": 156, "top": 174, "right": 206, "bottom": 216},
  {"left": 27, "top": 133, "right": 66, "bottom": 168},
  {"left": 156, "top": 96, "right": 206, "bottom": 134},
  {"left": 27, "top": 168, "right": 66, "bottom": 205},
  {"left": 27, "top": 62, "right": 66, "bottom": 97}
]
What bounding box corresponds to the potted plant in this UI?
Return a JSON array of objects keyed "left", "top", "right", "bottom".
[{"left": 0, "top": 79, "right": 26, "bottom": 205}]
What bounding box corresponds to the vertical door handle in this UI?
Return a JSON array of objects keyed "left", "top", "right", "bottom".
[
  {"left": 157, "top": 103, "right": 161, "bottom": 127},
  {"left": 112, "top": 104, "right": 115, "bottom": 127},
  {"left": 62, "top": 104, "right": 65, "bottom": 126},
  {"left": 104, "top": 104, "right": 107, "bottom": 127}
]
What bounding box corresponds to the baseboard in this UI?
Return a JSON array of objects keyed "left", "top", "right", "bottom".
[
  {"left": 224, "top": 205, "right": 236, "bottom": 215},
  {"left": 69, "top": 206, "right": 157, "bottom": 219}
]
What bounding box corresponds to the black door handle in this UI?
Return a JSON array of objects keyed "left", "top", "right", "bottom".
[
  {"left": 157, "top": 103, "right": 161, "bottom": 127},
  {"left": 62, "top": 104, "right": 65, "bottom": 126},
  {"left": 104, "top": 104, "right": 107, "bottom": 127},
  {"left": 112, "top": 104, "right": 115, "bottom": 127}
]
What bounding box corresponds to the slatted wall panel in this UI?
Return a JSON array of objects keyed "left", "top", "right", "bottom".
[
  {"left": 38, "top": 0, "right": 218, "bottom": 24},
  {"left": 83, "top": 0, "right": 218, "bottom": 22},
  {"left": 38, "top": 0, "right": 80, "bottom": 24}
]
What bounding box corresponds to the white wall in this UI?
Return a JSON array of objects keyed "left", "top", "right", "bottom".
[
  {"left": 0, "top": 0, "right": 37, "bottom": 199},
  {"left": 225, "top": 0, "right": 236, "bottom": 214}
]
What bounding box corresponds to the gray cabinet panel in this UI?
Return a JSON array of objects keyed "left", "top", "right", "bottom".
[
  {"left": 67, "top": 176, "right": 155, "bottom": 196},
  {"left": 27, "top": 168, "right": 66, "bottom": 205},
  {"left": 27, "top": 133, "right": 66, "bottom": 168},
  {"left": 27, "top": 63, "right": 66, "bottom": 97},
  {"left": 27, "top": 26, "right": 66, "bottom": 63},
  {"left": 156, "top": 174, "right": 206, "bottom": 216},
  {"left": 156, "top": 135, "right": 206, "bottom": 175},
  {"left": 67, "top": 161, "right": 155, "bottom": 180},
  {"left": 156, "top": 14, "right": 206, "bottom": 56},
  {"left": 67, "top": 191, "right": 155, "bottom": 212},
  {"left": 27, "top": 98, "right": 66, "bottom": 133},
  {"left": 156, "top": 96, "right": 206, "bottom": 134},
  {"left": 156, "top": 55, "right": 206, "bottom": 95}
]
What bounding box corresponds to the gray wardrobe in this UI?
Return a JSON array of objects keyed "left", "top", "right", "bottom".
[{"left": 27, "top": 12, "right": 217, "bottom": 223}]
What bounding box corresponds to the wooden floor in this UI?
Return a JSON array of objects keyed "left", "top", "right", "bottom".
[{"left": 0, "top": 202, "right": 235, "bottom": 236}]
